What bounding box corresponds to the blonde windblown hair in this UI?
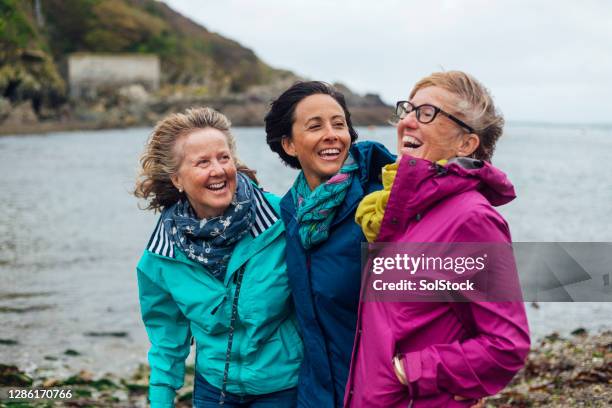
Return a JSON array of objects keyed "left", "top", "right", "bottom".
[
  {"left": 134, "top": 107, "right": 257, "bottom": 212},
  {"left": 409, "top": 71, "right": 504, "bottom": 162}
]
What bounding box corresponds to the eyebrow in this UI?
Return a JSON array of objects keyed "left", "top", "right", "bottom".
[
  {"left": 192, "top": 149, "right": 231, "bottom": 161},
  {"left": 304, "top": 114, "right": 346, "bottom": 125},
  {"left": 189, "top": 154, "right": 208, "bottom": 164}
]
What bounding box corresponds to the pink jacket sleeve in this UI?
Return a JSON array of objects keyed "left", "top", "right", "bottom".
[{"left": 402, "top": 210, "right": 531, "bottom": 398}]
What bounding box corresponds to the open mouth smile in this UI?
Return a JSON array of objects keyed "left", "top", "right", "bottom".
[
  {"left": 402, "top": 135, "right": 423, "bottom": 150},
  {"left": 206, "top": 181, "right": 227, "bottom": 191},
  {"left": 318, "top": 147, "right": 342, "bottom": 161}
]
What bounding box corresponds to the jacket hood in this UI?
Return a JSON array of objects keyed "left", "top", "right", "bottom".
[
  {"left": 444, "top": 156, "right": 516, "bottom": 207},
  {"left": 383, "top": 155, "right": 516, "bottom": 223}
]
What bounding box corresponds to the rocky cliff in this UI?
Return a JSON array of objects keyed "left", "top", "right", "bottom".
[{"left": 0, "top": 0, "right": 392, "bottom": 134}]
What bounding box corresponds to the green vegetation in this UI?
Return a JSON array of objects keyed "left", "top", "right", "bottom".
[
  {"left": 0, "top": 0, "right": 66, "bottom": 109},
  {"left": 0, "top": 0, "right": 286, "bottom": 112},
  {"left": 0, "top": 0, "right": 37, "bottom": 49}
]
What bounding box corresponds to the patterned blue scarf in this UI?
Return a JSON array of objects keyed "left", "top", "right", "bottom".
[
  {"left": 162, "top": 172, "right": 256, "bottom": 280},
  {"left": 291, "top": 153, "right": 359, "bottom": 249}
]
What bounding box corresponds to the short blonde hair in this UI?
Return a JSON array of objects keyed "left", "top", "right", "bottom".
[
  {"left": 134, "top": 107, "right": 256, "bottom": 211},
  {"left": 410, "top": 71, "right": 504, "bottom": 162}
]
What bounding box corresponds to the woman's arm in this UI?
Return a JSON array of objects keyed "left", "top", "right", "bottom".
[
  {"left": 137, "top": 261, "right": 192, "bottom": 408},
  {"left": 400, "top": 301, "right": 530, "bottom": 398},
  {"left": 400, "top": 211, "right": 531, "bottom": 399}
]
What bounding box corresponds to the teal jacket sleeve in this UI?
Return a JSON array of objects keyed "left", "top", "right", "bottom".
[{"left": 137, "top": 253, "right": 192, "bottom": 408}]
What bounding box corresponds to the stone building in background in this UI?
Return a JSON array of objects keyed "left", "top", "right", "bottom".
[{"left": 68, "top": 54, "right": 160, "bottom": 99}]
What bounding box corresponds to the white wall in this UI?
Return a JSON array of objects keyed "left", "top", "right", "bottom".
[{"left": 68, "top": 54, "right": 160, "bottom": 98}]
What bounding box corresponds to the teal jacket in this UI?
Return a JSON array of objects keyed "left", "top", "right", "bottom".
[{"left": 137, "top": 189, "right": 303, "bottom": 407}]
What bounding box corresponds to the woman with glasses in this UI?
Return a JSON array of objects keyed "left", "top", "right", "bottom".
[{"left": 345, "top": 71, "right": 530, "bottom": 407}]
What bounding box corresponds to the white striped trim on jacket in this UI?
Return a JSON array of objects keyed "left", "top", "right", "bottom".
[
  {"left": 147, "top": 188, "right": 279, "bottom": 258},
  {"left": 146, "top": 217, "right": 175, "bottom": 258},
  {"left": 249, "top": 187, "right": 279, "bottom": 237}
]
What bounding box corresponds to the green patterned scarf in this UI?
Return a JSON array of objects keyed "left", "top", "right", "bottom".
[{"left": 291, "top": 153, "right": 359, "bottom": 249}]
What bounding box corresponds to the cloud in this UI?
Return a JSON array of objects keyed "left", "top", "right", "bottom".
[{"left": 165, "top": 0, "right": 612, "bottom": 123}]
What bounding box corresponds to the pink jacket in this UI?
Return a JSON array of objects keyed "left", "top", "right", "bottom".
[{"left": 344, "top": 155, "right": 530, "bottom": 407}]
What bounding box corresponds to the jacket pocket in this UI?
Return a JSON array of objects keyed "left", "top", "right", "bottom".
[
  {"left": 250, "top": 315, "right": 303, "bottom": 364},
  {"left": 180, "top": 289, "right": 232, "bottom": 335}
]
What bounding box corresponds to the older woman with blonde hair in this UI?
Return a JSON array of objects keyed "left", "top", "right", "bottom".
[
  {"left": 346, "top": 71, "right": 530, "bottom": 407},
  {"left": 134, "top": 107, "right": 302, "bottom": 408}
]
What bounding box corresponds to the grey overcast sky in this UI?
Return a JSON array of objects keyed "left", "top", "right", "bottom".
[{"left": 164, "top": 0, "right": 612, "bottom": 124}]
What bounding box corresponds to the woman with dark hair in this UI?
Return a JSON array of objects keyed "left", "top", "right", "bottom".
[
  {"left": 135, "top": 107, "right": 302, "bottom": 408},
  {"left": 264, "top": 81, "right": 395, "bottom": 407},
  {"left": 345, "top": 71, "right": 530, "bottom": 407}
]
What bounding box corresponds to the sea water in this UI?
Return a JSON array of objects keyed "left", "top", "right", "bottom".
[{"left": 1, "top": 124, "right": 611, "bottom": 376}]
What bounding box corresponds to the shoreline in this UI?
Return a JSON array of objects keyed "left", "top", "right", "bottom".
[
  {"left": 0, "top": 101, "right": 394, "bottom": 137},
  {"left": 5, "top": 118, "right": 610, "bottom": 138},
  {"left": 0, "top": 121, "right": 117, "bottom": 137},
  {"left": 1, "top": 330, "right": 610, "bottom": 407}
]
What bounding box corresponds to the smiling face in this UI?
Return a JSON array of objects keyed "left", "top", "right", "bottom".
[
  {"left": 171, "top": 128, "right": 237, "bottom": 219},
  {"left": 397, "top": 86, "right": 479, "bottom": 162},
  {"left": 281, "top": 94, "right": 351, "bottom": 190}
]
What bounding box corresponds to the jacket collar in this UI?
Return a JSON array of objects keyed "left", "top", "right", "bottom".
[
  {"left": 279, "top": 165, "right": 365, "bottom": 236},
  {"left": 379, "top": 155, "right": 515, "bottom": 240},
  {"left": 280, "top": 141, "right": 396, "bottom": 230},
  {"left": 352, "top": 141, "right": 396, "bottom": 185},
  {"left": 148, "top": 187, "right": 282, "bottom": 284}
]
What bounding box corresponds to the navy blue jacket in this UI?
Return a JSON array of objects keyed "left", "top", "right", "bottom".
[{"left": 280, "top": 141, "right": 396, "bottom": 407}]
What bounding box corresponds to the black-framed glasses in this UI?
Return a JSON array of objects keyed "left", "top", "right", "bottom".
[{"left": 395, "top": 101, "right": 475, "bottom": 133}]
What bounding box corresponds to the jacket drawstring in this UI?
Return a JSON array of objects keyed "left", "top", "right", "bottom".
[{"left": 219, "top": 264, "right": 247, "bottom": 405}]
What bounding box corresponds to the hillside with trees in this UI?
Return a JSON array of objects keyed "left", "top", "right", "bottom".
[{"left": 0, "top": 0, "right": 390, "bottom": 133}]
